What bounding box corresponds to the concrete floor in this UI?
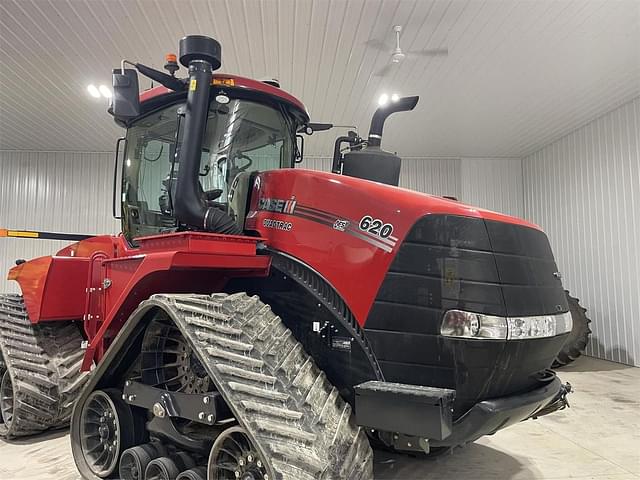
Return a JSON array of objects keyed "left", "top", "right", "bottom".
[{"left": 0, "top": 356, "right": 638, "bottom": 480}]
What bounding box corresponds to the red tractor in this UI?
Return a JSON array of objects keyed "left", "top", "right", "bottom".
[{"left": 1, "top": 35, "right": 576, "bottom": 480}]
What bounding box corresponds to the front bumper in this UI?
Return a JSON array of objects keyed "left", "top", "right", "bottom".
[
  {"left": 432, "top": 373, "right": 570, "bottom": 447},
  {"left": 355, "top": 372, "right": 570, "bottom": 449}
]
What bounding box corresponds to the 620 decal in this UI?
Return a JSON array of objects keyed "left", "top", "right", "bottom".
[{"left": 359, "top": 215, "right": 394, "bottom": 238}]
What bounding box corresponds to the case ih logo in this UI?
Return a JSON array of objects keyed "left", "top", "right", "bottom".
[{"left": 258, "top": 198, "right": 297, "bottom": 214}]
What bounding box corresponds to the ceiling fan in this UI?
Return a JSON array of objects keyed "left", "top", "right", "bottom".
[{"left": 368, "top": 25, "right": 448, "bottom": 77}]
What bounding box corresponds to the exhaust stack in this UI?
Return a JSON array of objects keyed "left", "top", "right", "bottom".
[
  {"left": 367, "top": 96, "right": 419, "bottom": 147},
  {"left": 339, "top": 96, "right": 419, "bottom": 186}
]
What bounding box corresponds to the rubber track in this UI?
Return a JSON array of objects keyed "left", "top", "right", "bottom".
[
  {"left": 156, "top": 292, "right": 373, "bottom": 480},
  {"left": 0, "top": 294, "right": 91, "bottom": 438},
  {"left": 553, "top": 291, "right": 592, "bottom": 368}
]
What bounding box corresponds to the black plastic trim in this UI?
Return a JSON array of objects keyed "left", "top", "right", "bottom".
[
  {"left": 270, "top": 251, "right": 384, "bottom": 382},
  {"left": 355, "top": 381, "right": 454, "bottom": 440},
  {"left": 431, "top": 374, "right": 564, "bottom": 447}
]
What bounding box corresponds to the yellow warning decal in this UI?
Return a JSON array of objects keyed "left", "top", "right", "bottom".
[
  {"left": 212, "top": 78, "right": 235, "bottom": 86},
  {"left": 4, "top": 230, "right": 39, "bottom": 238},
  {"left": 189, "top": 79, "right": 197, "bottom": 91}
]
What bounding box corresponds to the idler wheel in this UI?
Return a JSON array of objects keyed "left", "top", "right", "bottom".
[
  {"left": 78, "top": 389, "right": 136, "bottom": 478},
  {"left": 208, "top": 426, "right": 271, "bottom": 480},
  {"left": 0, "top": 370, "right": 15, "bottom": 429}
]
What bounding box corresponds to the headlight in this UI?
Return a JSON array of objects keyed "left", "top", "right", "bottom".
[{"left": 441, "top": 310, "right": 572, "bottom": 340}]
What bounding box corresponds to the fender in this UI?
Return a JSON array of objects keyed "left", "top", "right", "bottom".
[{"left": 228, "top": 250, "right": 384, "bottom": 405}]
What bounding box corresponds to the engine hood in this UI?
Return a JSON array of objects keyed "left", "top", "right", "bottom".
[{"left": 247, "top": 168, "right": 546, "bottom": 325}]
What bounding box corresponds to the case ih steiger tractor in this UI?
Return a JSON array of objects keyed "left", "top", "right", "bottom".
[{"left": 0, "top": 35, "right": 581, "bottom": 480}]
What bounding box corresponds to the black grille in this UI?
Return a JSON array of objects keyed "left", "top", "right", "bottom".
[
  {"left": 367, "top": 215, "right": 568, "bottom": 329},
  {"left": 363, "top": 214, "right": 569, "bottom": 414}
]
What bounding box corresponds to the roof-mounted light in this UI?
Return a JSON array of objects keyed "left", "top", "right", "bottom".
[
  {"left": 87, "top": 84, "right": 101, "bottom": 98},
  {"left": 98, "top": 85, "right": 112, "bottom": 98}
]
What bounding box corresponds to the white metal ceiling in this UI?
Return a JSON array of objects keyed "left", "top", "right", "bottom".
[{"left": 0, "top": 0, "right": 639, "bottom": 157}]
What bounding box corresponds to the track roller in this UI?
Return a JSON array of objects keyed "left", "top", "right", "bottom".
[
  {"left": 120, "top": 442, "right": 167, "bottom": 480},
  {"left": 144, "top": 451, "right": 196, "bottom": 480},
  {"left": 176, "top": 467, "right": 207, "bottom": 480},
  {"left": 145, "top": 457, "right": 180, "bottom": 480}
]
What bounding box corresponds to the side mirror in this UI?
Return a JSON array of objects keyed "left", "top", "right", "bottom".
[
  {"left": 295, "top": 134, "right": 304, "bottom": 164},
  {"left": 110, "top": 68, "right": 140, "bottom": 119}
]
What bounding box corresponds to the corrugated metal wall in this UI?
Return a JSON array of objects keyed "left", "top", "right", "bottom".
[
  {"left": 301, "top": 156, "right": 461, "bottom": 197},
  {"left": 0, "top": 150, "right": 119, "bottom": 293},
  {"left": 460, "top": 158, "right": 524, "bottom": 218},
  {"left": 523, "top": 98, "right": 640, "bottom": 366},
  {"left": 401, "top": 158, "right": 461, "bottom": 199}
]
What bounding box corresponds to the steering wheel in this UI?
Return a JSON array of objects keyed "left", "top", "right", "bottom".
[
  {"left": 234, "top": 152, "right": 253, "bottom": 172},
  {"left": 226, "top": 152, "right": 253, "bottom": 183}
]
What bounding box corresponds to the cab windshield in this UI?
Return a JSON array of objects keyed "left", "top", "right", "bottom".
[{"left": 122, "top": 98, "right": 295, "bottom": 239}]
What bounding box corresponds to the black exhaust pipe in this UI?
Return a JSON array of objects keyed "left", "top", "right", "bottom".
[
  {"left": 339, "top": 95, "right": 419, "bottom": 186},
  {"left": 367, "top": 96, "right": 419, "bottom": 147},
  {"left": 172, "top": 35, "right": 241, "bottom": 234}
]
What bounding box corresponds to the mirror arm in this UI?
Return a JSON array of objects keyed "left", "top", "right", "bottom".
[
  {"left": 120, "top": 59, "right": 136, "bottom": 74},
  {"left": 135, "top": 62, "right": 185, "bottom": 91}
]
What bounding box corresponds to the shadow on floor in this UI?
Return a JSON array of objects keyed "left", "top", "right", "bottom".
[
  {"left": 2, "top": 427, "right": 68, "bottom": 445},
  {"left": 556, "top": 355, "right": 633, "bottom": 373},
  {"left": 374, "top": 442, "right": 540, "bottom": 480}
]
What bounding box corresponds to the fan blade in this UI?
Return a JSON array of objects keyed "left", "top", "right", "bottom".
[
  {"left": 408, "top": 47, "right": 449, "bottom": 57},
  {"left": 364, "top": 38, "right": 391, "bottom": 51},
  {"left": 374, "top": 63, "right": 395, "bottom": 77}
]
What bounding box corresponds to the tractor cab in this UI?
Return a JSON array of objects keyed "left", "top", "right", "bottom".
[
  {"left": 111, "top": 36, "right": 309, "bottom": 243},
  {"left": 120, "top": 88, "right": 304, "bottom": 241}
]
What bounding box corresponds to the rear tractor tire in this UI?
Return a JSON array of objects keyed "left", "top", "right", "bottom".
[
  {"left": 72, "top": 292, "right": 374, "bottom": 480},
  {"left": 0, "top": 294, "right": 91, "bottom": 438},
  {"left": 553, "top": 291, "right": 592, "bottom": 368}
]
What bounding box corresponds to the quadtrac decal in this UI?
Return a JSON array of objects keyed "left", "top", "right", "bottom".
[
  {"left": 262, "top": 218, "right": 293, "bottom": 231},
  {"left": 256, "top": 196, "right": 398, "bottom": 252}
]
